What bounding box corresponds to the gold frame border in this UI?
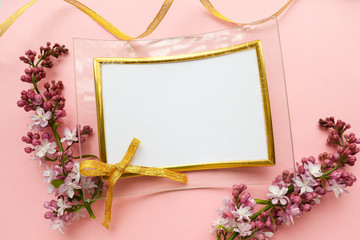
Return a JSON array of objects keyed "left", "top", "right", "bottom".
[{"left": 93, "top": 40, "right": 275, "bottom": 174}]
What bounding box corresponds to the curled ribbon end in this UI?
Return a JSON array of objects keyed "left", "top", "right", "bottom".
[
  {"left": 102, "top": 220, "right": 110, "bottom": 230},
  {"left": 132, "top": 137, "right": 141, "bottom": 145}
]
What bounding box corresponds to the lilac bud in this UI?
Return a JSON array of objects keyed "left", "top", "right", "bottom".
[
  {"left": 255, "top": 220, "right": 264, "bottom": 229},
  {"left": 17, "top": 100, "right": 25, "bottom": 107},
  {"left": 43, "top": 201, "right": 51, "bottom": 209},
  {"left": 261, "top": 211, "right": 269, "bottom": 219},
  {"left": 20, "top": 75, "right": 32, "bottom": 83},
  {"left": 50, "top": 200, "right": 58, "bottom": 208},
  {"left": 24, "top": 147, "right": 33, "bottom": 153},
  {"left": 63, "top": 213, "right": 71, "bottom": 222},
  {"left": 332, "top": 153, "right": 340, "bottom": 161},
  {"left": 265, "top": 220, "right": 272, "bottom": 228},
  {"left": 42, "top": 132, "right": 50, "bottom": 140},
  {"left": 305, "top": 193, "right": 313, "bottom": 201},
  {"left": 240, "top": 192, "right": 251, "bottom": 204},
  {"left": 43, "top": 101, "right": 53, "bottom": 111},
  {"left": 80, "top": 136, "right": 86, "bottom": 143},
  {"left": 308, "top": 156, "right": 315, "bottom": 163},
  {"left": 292, "top": 195, "right": 302, "bottom": 204},
  {"left": 324, "top": 159, "right": 331, "bottom": 166},
  {"left": 24, "top": 105, "right": 34, "bottom": 112},
  {"left": 64, "top": 161, "right": 74, "bottom": 172},
  {"left": 31, "top": 139, "right": 41, "bottom": 146},
  {"left": 232, "top": 189, "right": 239, "bottom": 198},
  {"left": 65, "top": 149, "right": 73, "bottom": 158},
  {"left": 44, "top": 82, "right": 50, "bottom": 89},
  {"left": 44, "top": 212, "right": 53, "bottom": 219},
  {"left": 303, "top": 204, "right": 312, "bottom": 212},
  {"left": 55, "top": 109, "right": 66, "bottom": 118}
]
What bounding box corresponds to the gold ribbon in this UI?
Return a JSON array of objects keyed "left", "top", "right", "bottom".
[
  {"left": 63, "top": 0, "right": 174, "bottom": 41},
  {"left": 80, "top": 138, "right": 187, "bottom": 229},
  {"left": 199, "top": 0, "right": 295, "bottom": 25},
  {"left": 0, "top": 0, "right": 38, "bottom": 37},
  {"left": 0, "top": 0, "right": 295, "bottom": 39}
]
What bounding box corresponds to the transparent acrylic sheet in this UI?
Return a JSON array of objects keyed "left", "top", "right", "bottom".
[{"left": 74, "top": 16, "right": 295, "bottom": 197}]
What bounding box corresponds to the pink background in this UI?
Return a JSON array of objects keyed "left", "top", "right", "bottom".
[{"left": 0, "top": 0, "right": 359, "bottom": 239}]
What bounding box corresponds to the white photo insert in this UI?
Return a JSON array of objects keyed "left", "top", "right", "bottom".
[{"left": 95, "top": 41, "right": 274, "bottom": 170}]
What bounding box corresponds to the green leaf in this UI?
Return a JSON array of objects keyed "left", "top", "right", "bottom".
[{"left": 51, "top": 179, "right": 64, "bottom": 188}]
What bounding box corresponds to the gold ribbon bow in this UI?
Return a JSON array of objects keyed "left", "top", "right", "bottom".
[{"left": 80, "top": 138, "right": 187, "bottom": 229}]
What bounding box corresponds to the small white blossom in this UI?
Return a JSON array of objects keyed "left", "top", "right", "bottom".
[
  {"left": 30, "top": 154, "right": 45, "bottom": 167},
  {"left": 60, "top": 127, "right": 78, "bottom": 146},
  {"left": 231, "top": 205, "right": 253, "bottom": 222},
  {"left": 327, "top": 179, "right": 348, "bottom": 198},
  {"left": 266, "top": 185, "right": 289, "bottom": 205},
  {"left": 217, "top": 196, "right": 236, "bottom": 215},
  {"left": 47, "top": 183, "right": 57, "bottom": 195},
  {"left": 69, "top": 161, "right": 81, "bottom": 183},
  {"left": 263, "top": 232, "right": 274, "bottom": 239},
  {"left": 305, "top": 162, "right": 323, "bottom": 178},
  {"left": 56, "top": 198, "right": 71, "bottom": 216},
  {"left": 50, "top": 218, "right": 66, "bottom": 234},
  {"left": 210, "top": 216, "right": 230, "bottom": 234},
  {"left": 71, "top": 209, "right": 87, "bottom": 221},
  {"left": 234, "top": 222, "right": 252, "bottom": 237},
  {"left": 58, "top": 176, "right": 81, "bottom": 198},
  {"left": 293, "top": 175, "right": 318, "bottom": 195},
  {"left": 81, "top": 176, "right": 97, "bottom": 194},
  {"left": 30, "top": 107, "right": 51, "bottom": 127},
  {"left": 42, "top": 165, "right": 57, "bottom": 183},
  {"left": 35, "top": 139, "right": 57, "bottom": 158}
]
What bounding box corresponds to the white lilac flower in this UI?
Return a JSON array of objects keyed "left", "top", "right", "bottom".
[
  {"left": 210, "top": 216, "right": 230, "bottom": 234},
  {"left": 69, "top": 161, "right": 81, "bottom": 183},
  {"left": 30, "top": 107, "right": 52, "bottom": 127},
  {"left": 234, "top": 222, "right": 252, "bottom": 237},
  {"left": 47, "top": 183, "right": 57, "bottom": 195},
  {"left": 231, "top": 205, "right": 253, "bottom": 222},
  {"left": 293, "top": 175, "right": 318, "bottom": 195},
  {"left": 30, "top": 154, "right": 45, "bottom": 167},
  {"left": 263, "top": 232, "right": 274, "bottom": 239},
  {"left": 304, "top": 162, "right": 323, "bottom": 178},
  {"left": 327, "top": 179, "right": 348, "bottom": 198},
  {"left": 27, "top": 122, "right": 44, "bottom": 132},
  {"left": 35, "top": 139, "right": 57, "bottom": 158},
  {"left": 81, "top": 176, "right": 97, "bottom": 194},
  {"left": 60, "top": 127, "right": 78, "bottom": 146},
  {"left": 56, "top": 198, "right": 71, "bottom": 216},
  {"left": 216, "top": 196, "right": 236, "bottom": 215},
  {"left": 50, "top": 217, "right": 66, "bottom": 234},
  {"left": 42, "top": 165, "right": 57, "bottom": 183},
  {"left": 58, "top": 176, "right": 81, "bottom": 198},
  {"left": 280, "top": 204, "right": 302, "bottom": 226},
  {"left": 266, "top": 185, "right": 289, "bottom": 205},
  {"left": 72, "top": 208, "right": 87, "bottom": 221}
]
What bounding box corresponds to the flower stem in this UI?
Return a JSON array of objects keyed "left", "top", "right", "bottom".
[
  {"left": 254, "top": 198, "right": 270, "bottom": 205},
  {"left": 79, "top": 191, "right": 95, "bottom": 219}
]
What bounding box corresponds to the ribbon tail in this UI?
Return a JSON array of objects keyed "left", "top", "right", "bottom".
[
  {"left": 63, "top": 0, "right": 173, "bottom": 40},
  {"left": 102, "top": 168, "right": 123, "bottom": 229},
  {"left": 0, "top": 0, "right": 38, "bottom": 37},
  {"left": 102, "top": 178, "right": 114, "bottom": 229},
  {"left": 199, "top": 0, "right": 295, "bottom": 25}
]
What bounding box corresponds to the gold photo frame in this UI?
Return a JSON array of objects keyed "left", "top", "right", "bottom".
[{"left": 93, "top": 40, "right": 274, "bottom": 172}]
